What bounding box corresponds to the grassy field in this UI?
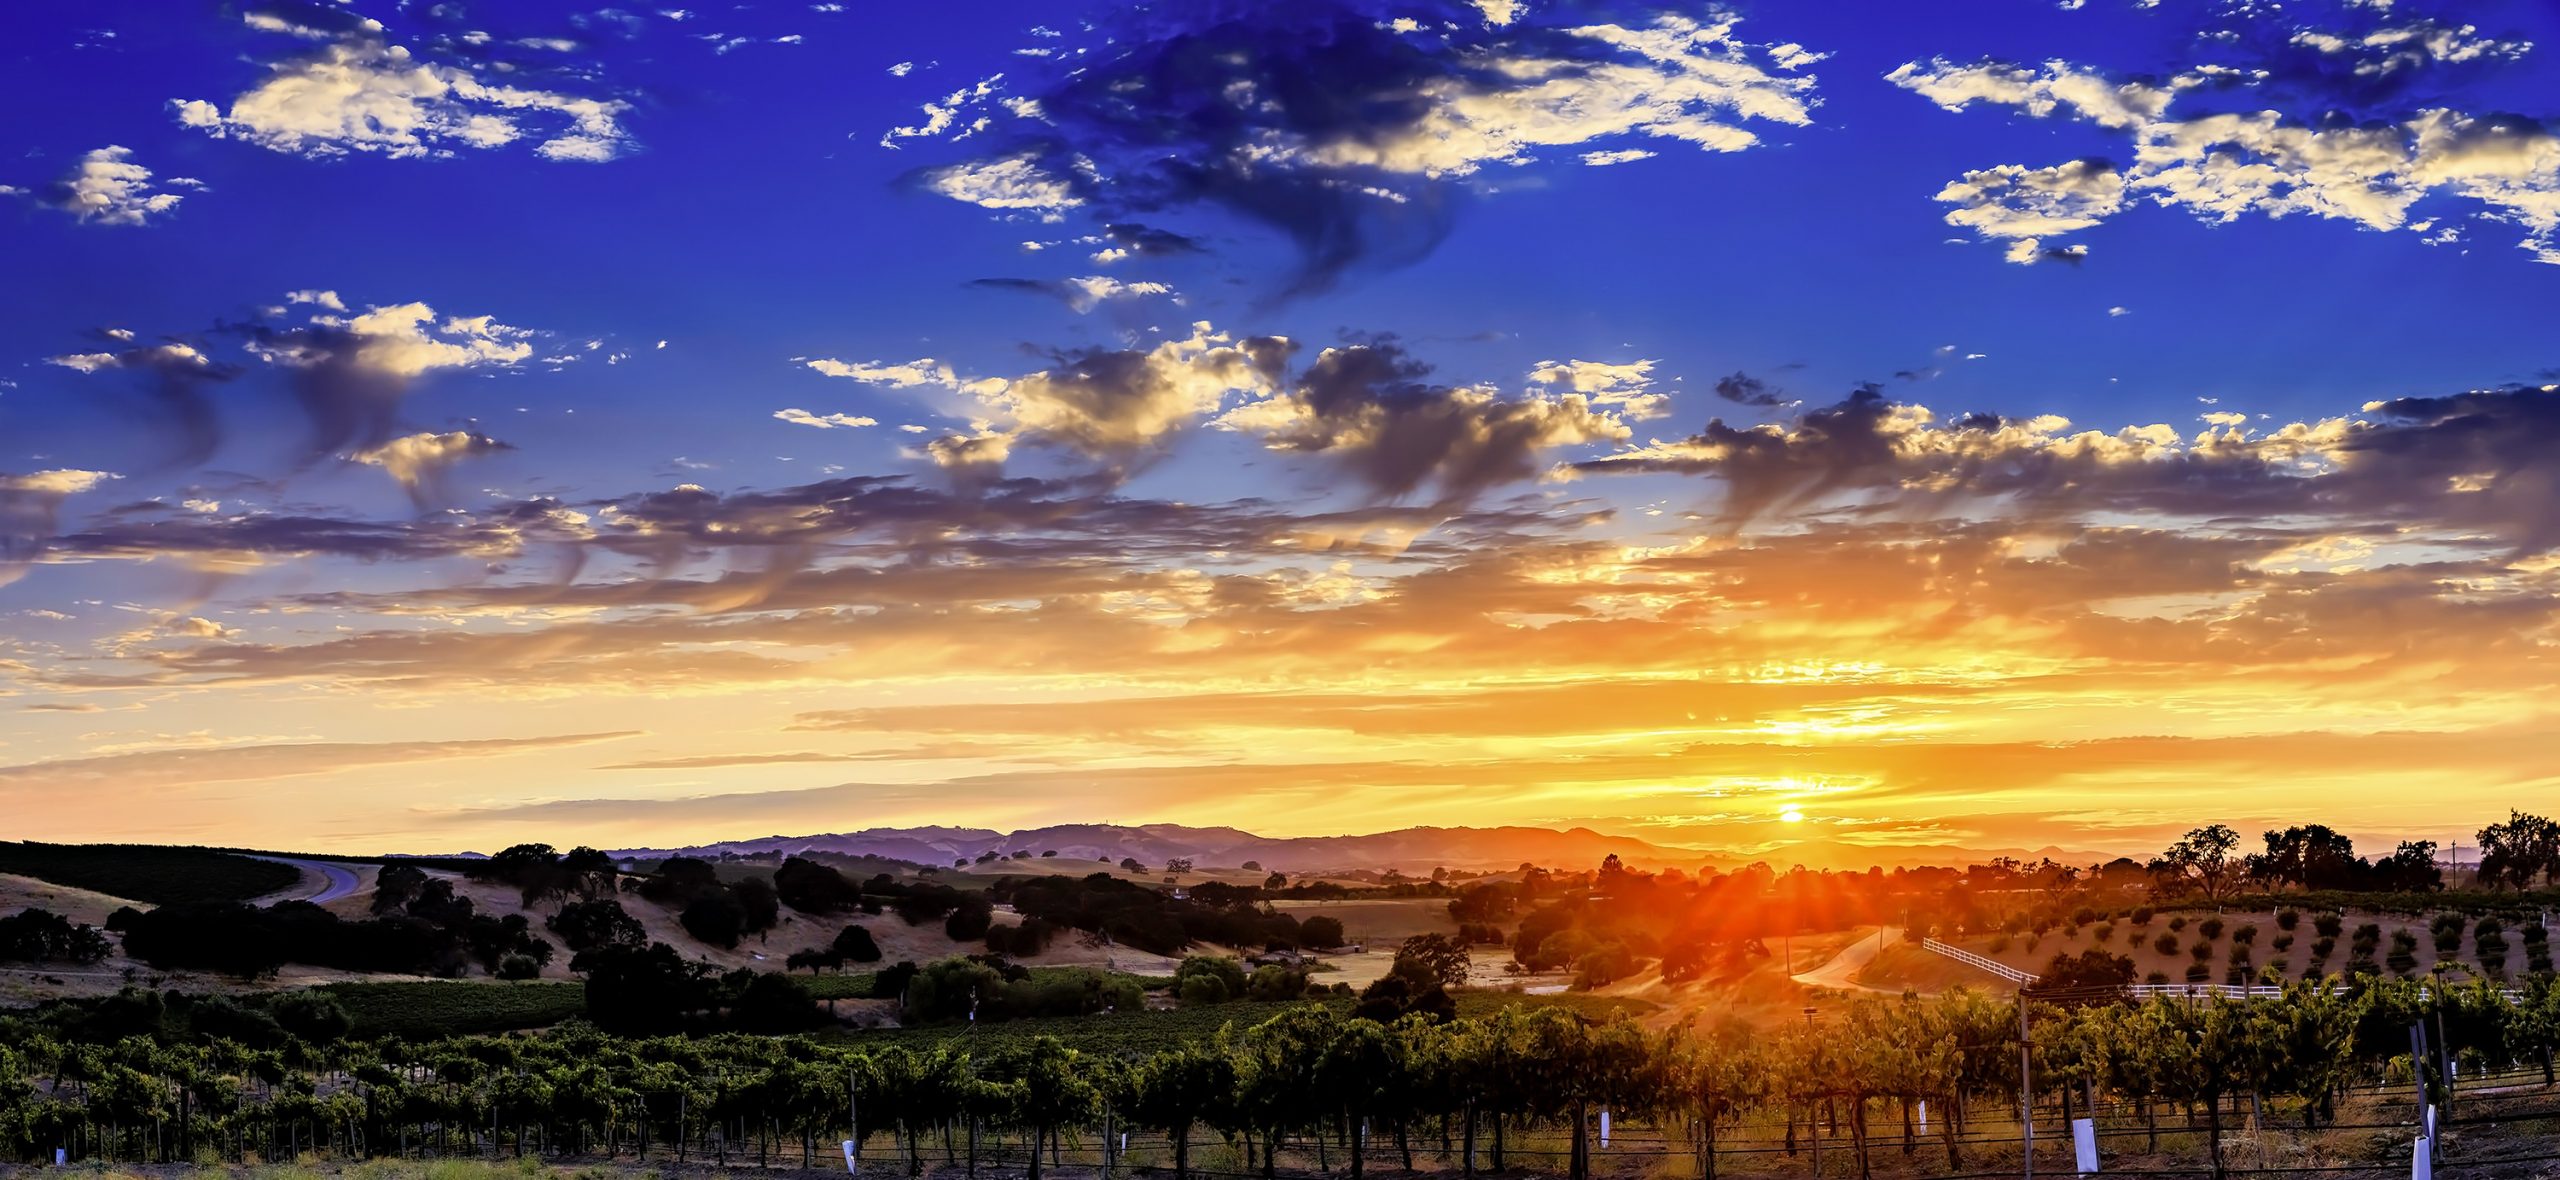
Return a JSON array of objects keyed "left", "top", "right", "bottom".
[
  {"left": 316, "top": 981, "right": 587, "bottom": 1038},
  {"left": 0, "top": 842, "right": 300, "bottom": 906}
]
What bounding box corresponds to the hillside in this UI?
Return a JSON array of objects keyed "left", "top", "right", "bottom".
[{"left": 604, "top": 821, "right": 2114, "bottom": 875}]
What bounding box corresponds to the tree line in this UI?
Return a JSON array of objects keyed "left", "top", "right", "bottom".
[{"left": 5, "top": 975, "right": 2558, "bottom": 1179}]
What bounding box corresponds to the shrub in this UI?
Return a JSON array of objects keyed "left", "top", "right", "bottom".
[
  {"left": 2227, "top": 943, "right": 2252, "bottom": 966},
  {"left": 2276, "top": 909, "right": 2300, "bottom": 931},
  {"left": 2092, "top": 922, "right": 2116, "bottom": 944},
  {"left": 2232, "top": 924, "right": 2257, "bottom": 945},
  {"left": 2198, "top": 917, "right": 2225, "bottom": 941},
  {"left": 2309, "top": 935, "right": 2335, "bottom": 960},
  {"left": 2225, "top": 965, "right": 2252, "bottom": 985},
  {"left": 2190, "top": 942, "right": 2213, "bottom": 963},
  {"left": 2153, "top": 933, "right": 2179, "bottom": 956},
  {"left": 496, "top": 953, "right": 542, "bottom": 981},
  {"left": 2433, "top": 925, "right": 2462, "bottom": 954},
  {"left": 2071, "top": 906, "right": 2100, "bottom": 926},
  {"left": 1989, "top": 933, "right": 2013, "bottom": 954},
  {"left": 2131, "top": 907, "right": 2154, "bottom": 926},
  {"left": 2023, "top": 933, "right": 2043, "bottom": 953},
  {"left": 2271, "top": 933, "right": 2293, "bottom": 952},
  {"left": 2185, "top": 962, "right": 2211, "bottom": 982},
  {"left": 2352, "top": 923, "right": 2382, "bottom": 948},
  {"left": 2524, "top": 923, "right": 2549, "bottom": 946},
  {"left": 2314, "top": 913, "right": 2343, "bottom": 938},
  {"left": 2144, "top": 970, "right": 2170, "bottom": 984},
  {"left": 2169, "top": 916, "right": 2189, "bottom": 932}
]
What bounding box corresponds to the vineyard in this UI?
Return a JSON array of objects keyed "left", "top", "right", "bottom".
[
  {"left": 4, "top": 976, "right": 2556, "bottom": 1179},
  {"left": 0, "top": 843, "right": 300, "bottom": 906},
  {"left": 318, "top": 982, "right": 589, "bottom": 1038}
]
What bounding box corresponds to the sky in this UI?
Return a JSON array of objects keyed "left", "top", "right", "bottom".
[{"left": 3, "top": 0, "right": 2559, "bottom": 860}]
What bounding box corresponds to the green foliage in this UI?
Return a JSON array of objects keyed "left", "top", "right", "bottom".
[
  {"left": 313, "top": 981, "right": 585, "bottom": 1037},
  {"left": 0, "top": 841, "right": 299, "bottom": 905}
]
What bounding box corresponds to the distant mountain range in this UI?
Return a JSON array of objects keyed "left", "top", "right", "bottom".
[{"left": 602, "top": 823, "right": 2112, "bottom": 875}]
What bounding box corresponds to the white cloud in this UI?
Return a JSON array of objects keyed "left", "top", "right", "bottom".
[
  {"left": 1580, "top": 148, "right": 1659, "bottom": 166},
  {"left": 47, "top": 343, "right": 215, "bottom": 374},
  {"left": 1056, "top": 276, "right": 1171, "bottom": 312},
  {"left": 2291, "top": 21, "right": 2532, "bottom": 78},
  {"left": 1887, "top": 58, "right": 2184, "bottom": 131},
  {"left": 255, "top": 299, "right": 537, "bottom": 377},
  {"left": 923, "top": 154, "right": 1083, "bottom": 213},
  {"left": 0, "top": 470, "right": 117, "bottom": 497},
  {"left": 1932, "top": 158, "right": 2126, "bottom": 262},
  {"left": 1281, "top": 15, "right": 1818, "bottom": 178},
  {"left": 806, "top": 357, "right": 974, "bottom": 388},
  {"left": 34, "top": 146, "right": 190, "bottom": 226},
  {"left": 347, "top": 430, "right": 512, "bottom": 493},
  {"left": 173, "top": 24, "right": 633, "bottom": 163},
  {"left": 1527, "top": 358, "right": 1669, "bottom": 418},
  {"left": 773, "top": 408, "right": 880, "bottom": 429},
  {"left": 1894, "top": 56, "right": 2560, "bottom": 264}
]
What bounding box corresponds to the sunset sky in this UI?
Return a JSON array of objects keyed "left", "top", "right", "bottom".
[{"left": 5, "top": 0, "right": 2559, "bottom": 859}]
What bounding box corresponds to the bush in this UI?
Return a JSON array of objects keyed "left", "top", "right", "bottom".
[
  {"left": 496, "top": 953, "right": 542, "bottom": 980},
  {"left": 2144, "top": 970, "right": 2170, "bottom": 984},
  {"left": 2310, "top": 936, "right": 2335, "bottom": 960},
  {"left": 2153, "top": 933, "right": 2179, "bottom": 955},
  {"left": 2232, "top": 924, "right": 2257, "bottom": 945},
  {"left": 2130, "top": 907, "right": 2154, "bottom": 926},
  {"left": 2271, "top": 933, "right": 2293, "bottom": 952},
  {"left": 2524, "top": 923, "right": 2549, "bottom": 946},
  {"left": 0, "top": 908, "right": 112, "bottom": 965},
  {"left": 2168, "top": 916, "right": 2188, "bottom": 932},
  {"left": 2276, "top": 909, "right": 2300, "bottom": 930},
  {"left": 1175, "top": 955, "right": 1248, "bottom": 1005},
  {"left": 1989, "top": 933, "right": 2013, "bottom": 953},
  {"left": 1246, "top": 964, "right": 1309, "bottom": 1001},
  {"left": 2314, "top": 913, "right": 2344, "bottom": 938},
  {"left": 2432, "top": 925, "right": 2463, "bottom": 954},
  {"left": 2190, "top": 942, "right": 2213, "bottom": 963},
  {"left": 2198, "top": 917, "right": 2225, "bottom": 941},
  {"left": 2352, "top": 923, "right": 2383, "bottom": 949},
  {"left": 2092, "top": 922, "right": 2115, "bottom": 944},
  {"left": 2227, "top": 943, "right": 2252, "bottom": 966},
  {"left": 1300, "top": 916, "right": 1346, "bottom": 949},
  {"left": 2185, "top": 962, "right": 2211, "bottom": 982}
]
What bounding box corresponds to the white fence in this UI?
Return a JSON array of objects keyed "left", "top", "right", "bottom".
[{"left": 1921, "top": 938, "right": 2041, "bottom": 985}]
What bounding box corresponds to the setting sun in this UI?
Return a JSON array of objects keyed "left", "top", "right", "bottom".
[{"left": 1779, "top": 807, "right": 1806, "bottom": 824}]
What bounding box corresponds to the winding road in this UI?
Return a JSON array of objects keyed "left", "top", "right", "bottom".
[
  {"left": 1790, "top": 926, "right": 1904, "bottom": 994},
  {"left": 248, "top": 856, "right": 364, "bottom": 905}
]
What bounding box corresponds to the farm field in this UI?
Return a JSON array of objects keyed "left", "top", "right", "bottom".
[
  {"left": 317, "top": 980, "right": 587, "bottom": 1038},
  {"left": 1921, "top": 904, "right": 2554, "bottom": 989}
]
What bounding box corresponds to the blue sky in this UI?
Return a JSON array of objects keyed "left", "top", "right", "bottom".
[{"left": 3, "top": 0, "right": 2558, "bottom": 857}]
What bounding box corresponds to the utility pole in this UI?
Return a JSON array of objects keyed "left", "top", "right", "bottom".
[
  {"left": 1805, "top": 1006, "right": 1821, "bottom": 1178},
  {"left": 2019, "top": 990, "right": 2035, "bottom": 1180}
]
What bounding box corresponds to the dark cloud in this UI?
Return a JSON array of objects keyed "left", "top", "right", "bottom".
[
  {"left": 1100, "top": 222, "right": 1207, "bottom": 259},
  {"left": 1712, "top": 372, "right": 1788, "bottom": 407},
  {"left": 1241, "top": 338, "right": 1633, "bottom": 503},
  {"left": 1576, "top": 378, "right": 2560, "bottom": 553},
  {"left": 50, "top": 341, "right": 241, "bottom": 468},
  {"left": 899, "top": 0, "right": 1816, "bottom": 298}
]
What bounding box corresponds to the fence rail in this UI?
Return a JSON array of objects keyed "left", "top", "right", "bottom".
[{"left": 1922, "top": 938, "right": 2041, "bottom": 985}]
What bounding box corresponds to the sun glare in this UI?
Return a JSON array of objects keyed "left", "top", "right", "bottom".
[{"left": 1779, "top": 806, "right": 1805, "bottom": 824}]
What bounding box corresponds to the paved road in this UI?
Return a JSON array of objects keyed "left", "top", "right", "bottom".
[
  {"left": 1790, "top": 926, "right": 1905, "bottom": 993},
  {"left": 249, "top": 856, "right": 364, "bottom": 905}
]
